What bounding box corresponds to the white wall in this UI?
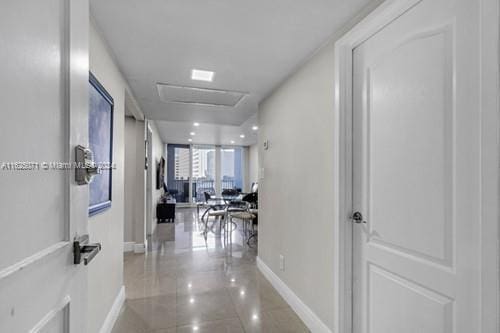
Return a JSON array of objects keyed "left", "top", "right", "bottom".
[
  {"left": 124, "top": 117, "right": 136, "bottom": 243},
  {"left": 134, "top": 120, "right": 146, "bottom": 245},
  {"left": 88, "top": 20, "right": 126, "bottom": 333},
  {"left": 148, "top": 121, "right": 165, "bottom": 235},
  {"left": 248, "top": 143, "right": 259, "bottom": 188},
  {"left": 124, "top": 117, "right": 146, "bottom": 246},
  {"left": 258, "top": 41, "right": 336, "bottom": 330}
]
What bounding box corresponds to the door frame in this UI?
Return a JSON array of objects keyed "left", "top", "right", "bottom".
[
  {"left": 332, "top": 0, "right": 500, "bottom": 332},
  {"left": 146, "top": 123, "right": 154, "bottom": 237}
]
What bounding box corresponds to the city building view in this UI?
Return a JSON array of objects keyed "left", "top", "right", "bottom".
[{"left": 169, "top": 145, "right": 243, "bottom": 202}]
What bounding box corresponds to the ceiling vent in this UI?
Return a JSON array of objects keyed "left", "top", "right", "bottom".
[{"left": 157, "top": 83, "right": 247, "bottom": 107}]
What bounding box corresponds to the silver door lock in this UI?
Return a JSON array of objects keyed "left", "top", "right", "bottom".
[{"left": 75, "top": 145, "right": 100, "bottom": 185}]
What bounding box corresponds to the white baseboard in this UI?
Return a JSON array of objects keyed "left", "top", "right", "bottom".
[
  {"left": 123, "top": 242, "right": 135, "bottom": 253},
  {"left": 256, "top": 257, "right": 332, "bottom": 333},
  {"left": 134, "top": 243, "right": 146, "bottom": 253},
  {"left": 99, "top": 285, "right": 125, "bottom": 333}
]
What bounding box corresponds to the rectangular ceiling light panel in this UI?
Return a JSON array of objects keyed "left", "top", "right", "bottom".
[
  {"left": 157, "top": 83, "right": 246, "bottom": 107},
  {"left": 191, "top": 69, "right": 214, "bottom": 82}
]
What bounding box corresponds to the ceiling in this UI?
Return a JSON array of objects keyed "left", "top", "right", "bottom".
[
  {"left": 90, "top": 0, "right": 373, "bottom": 143},
  {"left": 155, "top": 114, "right": 259, "bottom": 146}
]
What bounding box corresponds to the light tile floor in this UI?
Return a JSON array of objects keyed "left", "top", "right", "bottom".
[{"left": 112, "top": 208, "right": 309, "bottom": 333}]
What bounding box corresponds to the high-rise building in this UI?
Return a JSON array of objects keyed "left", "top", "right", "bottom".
[
  {"left": 221, "top": 149, "right": 235, "bottom": 179},
  {"left": 174, "top": 148, "right": 190, "bottom": 180},
  {"left": 206, "top": 150, "right": 215, "bottom": 178},
  {"left": 192, "top": 147, "right": 214, "bottom": 179}
]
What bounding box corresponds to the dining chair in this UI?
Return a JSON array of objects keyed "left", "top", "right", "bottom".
[
  {"left": 204, "top": 207, "right": 227, "bottom": 239},
  {"left": 228, "top": 198, "right": 257, "bottom": 246},
  {"left": 197, "top": 191, "right": 216, "bottom": 219}
]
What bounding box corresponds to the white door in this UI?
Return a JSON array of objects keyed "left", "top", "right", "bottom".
[
  {"left": 353, "top": 0, "right": 486, "bottom": 332},
  {"left": 0, "top": 0, "right": 90, "bottom": 332}
]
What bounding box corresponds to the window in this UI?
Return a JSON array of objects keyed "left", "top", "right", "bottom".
[
  {"left": 221, "top": 147, "right": 243, "bottom": 191},
  {"left": 167, "top": 144, "right": 190, "bottom": 203},
  {"left": 167, "top": 144, "right": 245, "bottom": 204},
  {"left": 192, "top": 146, "right": 216, "bottom": 202}
]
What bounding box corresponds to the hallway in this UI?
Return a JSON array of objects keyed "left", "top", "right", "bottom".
[
  {"left": 2, "top": 0, "right": 499, "bottom": 332},
  {"left": 112, "top": 208, "right": 308, "bottom": 332}
]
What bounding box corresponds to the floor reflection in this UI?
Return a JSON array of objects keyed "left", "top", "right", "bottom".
[{"left": 112, "top": 207, "right": 309, "bottom": 333}]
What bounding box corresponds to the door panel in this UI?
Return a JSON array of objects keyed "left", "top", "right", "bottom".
[
  {"left": 353, "top": 1, "right": 481, "bottom": 332},
  {"left": 0, "top": 0, "right": 67, "bottom": 270},
  {"left": 37, "top": 304, "right": 69, "bottom": 333},
  {"left": 367, "top": 27, "right": 454, "bottom": 267},
  {"left": 369, "top": 264, "right": 453, "bottom": 333},
  {"left": 0, "top": 0, "right": 89, "bottom": 332}
]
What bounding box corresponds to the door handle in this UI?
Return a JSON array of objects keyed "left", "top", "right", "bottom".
[
  {"left": 73, "top": 234, "right": 101, "bottom": 265},
  {"left": 351, "top": 211, "right": 367, "bottom": 224}
]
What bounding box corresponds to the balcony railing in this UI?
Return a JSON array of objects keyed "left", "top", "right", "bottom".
[{"left": 167, "top": 178, "right": 236, "bottom": 202}]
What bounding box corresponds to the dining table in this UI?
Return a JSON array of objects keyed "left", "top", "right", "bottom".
[{"left": 198, "top": 194, "right": 248, "bottom": 235}]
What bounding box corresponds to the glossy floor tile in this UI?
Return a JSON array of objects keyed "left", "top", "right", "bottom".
[{"left": 112, "top": 208, "right": 309, "bottom": 333}]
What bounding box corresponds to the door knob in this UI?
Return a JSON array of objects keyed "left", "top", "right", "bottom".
[{"left": 352, "top": 211, "right": 366, "bottom": 224}]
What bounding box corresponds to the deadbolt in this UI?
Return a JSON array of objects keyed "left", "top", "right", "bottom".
[{"left": 75, "top": 145, "right": 101, "bottom": 185}]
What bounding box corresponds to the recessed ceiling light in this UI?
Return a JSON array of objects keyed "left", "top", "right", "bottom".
[
  {"left": 240, "top": 134, "right": 245, "bottom": 138},
  {"left": 191, "top": 69, "right": 214, "bottom": 82},
  {"left": 230, "top": 140, "right": 235, "bottom": 144},
  {"left": 252, "top": 125, "right": 259, "bottom": 131},
  {"left": 193, "top": 122, "right": 200, "bottom": 127},
  {"left": 190, "top": 132, "right": 196, "bottom": 136},
  {"left": 188, "top": 138, "right": 193, "bottom": 142}
]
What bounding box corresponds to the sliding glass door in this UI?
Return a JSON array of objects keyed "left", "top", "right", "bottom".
[
  {"left": 221, "top": 147, "right": 243, "bottom": 192},
  {"left": 192, "top": 145, "right": 216, "bottom": 202},
  {"left": 166, "top": 144, "right": 190, "bottom": 203},
  {"left": 167, "top": 144, "right": 245, "bottom": 204}
]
